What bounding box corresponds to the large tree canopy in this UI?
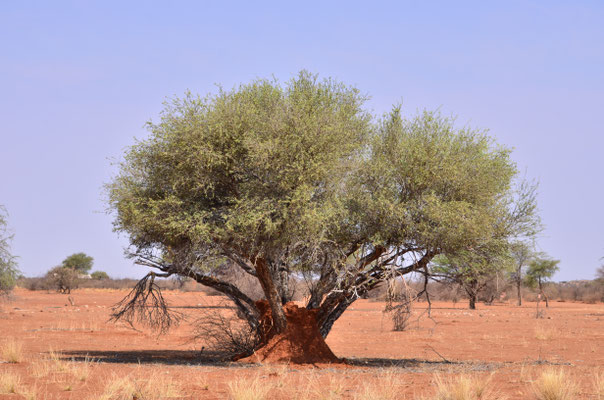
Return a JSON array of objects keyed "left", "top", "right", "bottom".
[{"left": 107, "top": 72, "right": 536, "bottom": 360}]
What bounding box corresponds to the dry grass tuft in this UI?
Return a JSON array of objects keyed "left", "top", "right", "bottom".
[
  {"left": 532, "top": 369, "right": 576, "bottom": 400},
  {"left": 354, "top": 370, "right": 402, "bottom": 400},
  {"left": 427, "top": 373, "right": 503, "bottom": 400},
  {"left": 227, "top": 374, "right": 275, "bottom": 400},
  {"left": 0, "top": 371, "right": 21, "bottom": 394},
  {"left": 69, "top": 356, "right": 93, "bottom": 382},
  {"left": 593, "top": 370, "right": 604, "bottom": 400},
  {"left": 1, "top": 337, "right": 24, "bottom": 363},
  {"left": 20, "top": 384, "right": 40, "bottom": 400},
  {"left": 534, "top": 326, "right": 558, "bottom": 341},
  {"left": 29, "top": 359, "right": 52, "bottom": 378},
  {"left": 97, "top": 371, "right": 182, "bottom": 400}
]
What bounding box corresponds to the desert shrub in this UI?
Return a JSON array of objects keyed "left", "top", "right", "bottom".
[
  {"left": 16, "top": 276, "right": 50, "bottom": 291},
  {"left": 45, "top": 266, "right": 80, "bottom": 294},
  {"left": 193, "top": 302, "right": 259, "bottom": 358},
  {"left": 90, "top": 271, "right": 110, "bottom": 280}
]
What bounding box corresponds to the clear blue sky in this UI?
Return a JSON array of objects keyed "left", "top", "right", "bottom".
[{"left": 1, "top": 1, "right": 602, "bottom": 281}]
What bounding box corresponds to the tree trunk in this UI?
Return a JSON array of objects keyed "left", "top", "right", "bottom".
[
  {"left": 539, "top": 278, "right": 549, "bottom": 308},
  {"left": 516, "top": 267, "right": 522, "bottom": 306},
  {"left": 241, "top": 300, "right": 340, "bottom": 364},
  {"left": 465, "top": 280, "right": 477, "bottom": 310},
  {"left": 469, "top": 294, "right": 476, "bottom": 310},
  {"left": 254, "top": 257, "right": 287, "bottom": 333}
]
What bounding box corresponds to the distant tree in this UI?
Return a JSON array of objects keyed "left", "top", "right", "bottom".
[
  {"left": 45, "top": 266, "right": 80, "bottom": 294},
  {"left": 525, "top": 256, "right": 560, "bottom": 308},
  {"left": 107, "top": 72, "right": 534, "bottom": 361},
  {"left": 90, "top": 271, "right": 110, "bottom": 280},
  {"left": 509, "top": 241, "right": 534, "bottom": 306},
  {"left": 430, "top": 180, "right": 540, "bottom": 310},
  {"left": 432, "top": 248, "right": 513, "bottom": 309},
  {"left": 0, "top": 206, "right": 19, "bottom": 296},
  {"left": 61, "top": 252, "right": 93, "bottom": 274}
]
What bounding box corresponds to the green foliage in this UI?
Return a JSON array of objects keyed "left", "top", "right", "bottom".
[
  {"left": 61, "top": 252, "right": 93, "bottom": 274},
  {"left": 525, "top": 256, "right": 560, "bottom": 288},
  {"left": 109, "top": 71, "right": 374, "bottom": 268},
  {"left": 90, "top": 271, "right": 110, "bottom": 280},
  {"left": 0, "top": 206, "right": 19, "bottom": 296},
  {"left": 45, "top": 266, "right": 80, "bottom": 294}
]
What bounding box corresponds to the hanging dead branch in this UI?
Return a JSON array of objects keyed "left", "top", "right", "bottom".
[{"left": 110, "top": 272, "right": 182, "bottom": 334}]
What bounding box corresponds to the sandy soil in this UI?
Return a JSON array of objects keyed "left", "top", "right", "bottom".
[{"left": 1, "top": 288, "right": 603, "bottom": 399}]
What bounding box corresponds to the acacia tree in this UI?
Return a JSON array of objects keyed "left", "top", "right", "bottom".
[
  {"left": 431, "top": 249, "right": 512, "bottom": 309},
  {"left": 0, "top": 206, "right": 19, "bottom": 297},
  {"left": 61, "top": 253, "right": 94, "bottom": 274},
  {"left": 107, "top": 72, "right": 526, "bottom": 361},
  {"left": 526, "top": 256, "right": 560, "bottom": 308}
]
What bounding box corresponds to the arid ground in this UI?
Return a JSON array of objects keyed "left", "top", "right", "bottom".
[{"left": 1, "top": 288, "right": 603, "bottom": 399}]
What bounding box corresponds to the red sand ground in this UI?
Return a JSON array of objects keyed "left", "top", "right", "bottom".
[{"left": 1, "top": 288, "right": 603, "bottom": 399}]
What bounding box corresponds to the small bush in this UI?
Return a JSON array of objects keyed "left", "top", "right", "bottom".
[
  {"left": 532, "top": 369, "right": 576, "bottom": 400},
  {"left": 45, "top": 266, "right": 80, "bottom": 294}
]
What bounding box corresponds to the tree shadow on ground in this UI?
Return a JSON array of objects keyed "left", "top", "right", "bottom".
[
  {"left": 344, "top": 357, "right": 502, "bottom": 372},
  {"left": 60, "top": 349, "right": 241, "bottom": 367},
  {"left": 59, "top": 349, "right": 500, "bottom": 372}
]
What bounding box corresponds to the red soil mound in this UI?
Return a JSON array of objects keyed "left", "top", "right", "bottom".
[{"left": 241, "top": 301, "right": 341, "bottom": 364}]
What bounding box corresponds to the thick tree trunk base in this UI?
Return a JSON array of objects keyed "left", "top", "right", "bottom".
[{"left": 240, "top": 301, "right": 340, "bottom": 364}]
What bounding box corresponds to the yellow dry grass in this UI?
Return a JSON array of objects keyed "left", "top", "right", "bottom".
[
  {"left": 593, "top": 370, "right": 604, "bottom": 400},
  {"left": 534, "top": 326, "right": 558, "bottom": 341},
  {"left": 0, "top": 370, "right": 21, "bottom": 394},
  {"left": 354, "top": 370, "right": 402, "bottom": 400},
  {"left": 1, "top": 337, "right": 24, "bottom": 363},
  {"left": 426, "top": 373, "right": 504, "bottom": 400},
  {"left": 532, "top": 369, "right": 576, "bottom": 400},
  {"left": 227, "top": 374, "right": 275, "bottom": 400},
  {"left": 96, "top": 371, "right": 182, "bottom": 400}
]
